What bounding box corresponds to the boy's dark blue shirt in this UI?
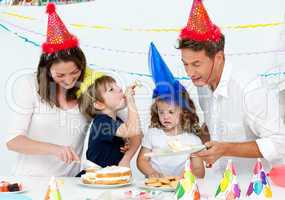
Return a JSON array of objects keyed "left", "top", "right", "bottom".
[{"left": 86, "top": 114, "right": 125, "bottom": 167}]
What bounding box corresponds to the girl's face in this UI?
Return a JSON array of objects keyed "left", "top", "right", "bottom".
[
  {"left": 101, "top": 82, "right": 126, "bottom": 111},
  {"left": 50, "top": 61, "right": 82, "bottom": 90},
  {"left": 156, "top": 101, "right": 182, "bottom": 132}
]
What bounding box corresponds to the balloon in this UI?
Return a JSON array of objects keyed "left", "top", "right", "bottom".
[
  {"left": 264, "top": 185, "right": 273, "bottom": 198},
  {"left": 215, "top": 185, "right": 221, "bottom": 197},
  {"left": 226, "top": 191, "right": 235, "bottom": 200},
  {"left": 253, "top": 180, "right": 263, "bottom": 195},
  {"left": 224, "top": 169, "right": 232, "bottom": 181},
  {"left": 194, "top": 190, "right": 200, "bottom": 200},
  {"left": 246, "top": 182, "right": 254, "bottom": 196},
  {"left": 220, "top": 178, "right": 229, "bottom": 192},
  {"left": 260, "top": 171, "right": 267, "bottom": 185},
  {"left": 176, "top": 182, "right": 185, "bottom": 199},
  {"left": 233, "top": 183, "right": 241, "bottom": 198},
  {"left": 268, "top": 165, "right": 285, "bottom": 187}
]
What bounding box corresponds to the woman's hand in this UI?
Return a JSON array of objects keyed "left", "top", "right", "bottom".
[{"left": 53, "top": 145, "right": 80, "bottom": 164}]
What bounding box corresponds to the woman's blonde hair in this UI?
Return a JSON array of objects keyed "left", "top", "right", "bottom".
[
  {"left": 78, "top": 75, "right": 116, "bottom": 120},
  {"left": 150, "top": 91, "right": 202, "bottom": 136}
]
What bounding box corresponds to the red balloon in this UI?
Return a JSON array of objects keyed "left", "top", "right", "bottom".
[{"left": 268, "top": 165, "right": 285, "bottom": 187}]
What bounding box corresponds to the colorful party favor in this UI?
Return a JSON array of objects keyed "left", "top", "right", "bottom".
[{"left": 215, "top": 159, "right": 241, "bottom": 199}]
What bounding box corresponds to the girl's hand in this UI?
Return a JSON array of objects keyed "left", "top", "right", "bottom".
[
  {"left": 53, "top": 145, "right": 80, "bottom": 164},
  {"left": 148, "top": 171, "right": 162, "bottom": 178},
  {"left": 120, "top": 140, "right": 130, "bottom": 153},
  {"left": 118, "top": 159, "right": 130, "bottom": 168}
]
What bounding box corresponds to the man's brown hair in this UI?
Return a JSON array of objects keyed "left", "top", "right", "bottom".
[{"left": 176, "top": 34, "right": 225, "bottom": 58}]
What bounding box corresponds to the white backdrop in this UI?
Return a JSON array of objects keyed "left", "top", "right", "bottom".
[{"left": 0, "top": 0, "right": 285, "bottom": 176}]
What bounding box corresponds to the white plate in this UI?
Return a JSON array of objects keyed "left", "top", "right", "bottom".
[
  {"left": 144, "top": 145, "right": 206, "bottom": 157},
  {"left": 78, "top": 180, "right": 132, "bottom": 189},
  {"left": 0, "top": 189, "right": 28, "bottom": 194},
  {"left": 136, "top": 181, "right": 176, "bottom": 192}
]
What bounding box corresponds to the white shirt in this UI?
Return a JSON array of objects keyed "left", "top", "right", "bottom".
[
  {"left": 197, "top": 61, "right": 285, "bottom": 176},
  {"left": 7, "top": 73, "right": 89, "bottom": 177},
  {"left": 142, "top": 128, "right": 202, "bottom": 176}
]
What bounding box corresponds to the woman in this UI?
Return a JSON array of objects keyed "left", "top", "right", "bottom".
[{"left": 6, "top": 3, "right": 93, "bottom": 176}]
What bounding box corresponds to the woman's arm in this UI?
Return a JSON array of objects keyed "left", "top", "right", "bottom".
[
  {"left": 119, "top": 135, "right": 142, "bottom": 167},
  {"left": 137, "top": 147, "right": 161, "bottom": 178},
  {"left": 7, "top": 135, "right": 80, "bottom": 164},
  {"left": 190, "top": 156, "right": 205, "bottom": 178}
]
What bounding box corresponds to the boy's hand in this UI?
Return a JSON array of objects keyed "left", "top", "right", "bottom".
[
  {"left": 120, "top": 139, "right": 130, "bottom": 153},
  {"left": 124, "top": 85, "right": 136, "bottom": 104}
]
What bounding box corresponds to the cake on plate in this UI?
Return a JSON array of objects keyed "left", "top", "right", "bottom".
[{"left": 82, "top": 166, "right": 131, "bottom": 185}]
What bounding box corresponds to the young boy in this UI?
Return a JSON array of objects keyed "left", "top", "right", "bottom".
[{"left": 79, "top": 75, "right": 141, "bottom": 170}]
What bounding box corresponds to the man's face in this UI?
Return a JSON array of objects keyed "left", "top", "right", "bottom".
[{"left": 181, "top": 48, "right": 215, "bottom": 87}]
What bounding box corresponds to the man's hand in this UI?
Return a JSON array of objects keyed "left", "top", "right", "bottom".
[{"left": 192, "top": 141, "right": 228, "bottom": 167}]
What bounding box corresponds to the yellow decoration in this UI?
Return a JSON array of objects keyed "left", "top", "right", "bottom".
[
  {"left": 76, "top": 67, "right": 104, "bottom": 98},
  {"left": 220, "top": 178, "right": 229, "bottom": 192},
  {"left": 264, "top": 185, "right": 272, "bottom": 198},
  {"left": 3, "top": 11, "right": 284, "bottom": 31}
]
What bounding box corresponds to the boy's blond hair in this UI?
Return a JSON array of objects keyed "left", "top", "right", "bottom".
[{"left": 79, "top": 75, "right": 116, "bottom": 120}]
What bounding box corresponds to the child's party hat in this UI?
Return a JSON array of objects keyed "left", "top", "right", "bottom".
[
  {"left": 44, "top": 177, "right": 62, "bottom": 200},
  {"left": 175, "top": 159, "right": 200, "bottom": 200},
  {"left": 180, "top": 0, "right": 221, "bottom": 42},
  {"left": 149, "top": 42, "right": 189, "bottom": 109},
  {"left": 42, "top": 3, "right": 79, "bottom": 54},
  {"left": 246, "top": 158, "right": 272, "bottom": 199},
  {"left": 215, "top": 160, "right": 241, "bottom": 199}
]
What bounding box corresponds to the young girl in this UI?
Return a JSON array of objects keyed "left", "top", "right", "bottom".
[
  {"left": 78, "top": 75, "right": 141, "bottom": 169},
  {"left": 137, "top": 42, "right": 205, "bottom": 178}
]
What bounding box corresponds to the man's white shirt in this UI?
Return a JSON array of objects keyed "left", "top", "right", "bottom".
[{"left": 197, "top": 60, "right": 285, "bottom": 176}]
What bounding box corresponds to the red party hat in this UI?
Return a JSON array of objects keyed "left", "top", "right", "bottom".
[
  {"left": 42, "top": 3, "right": 79, "bottom": 54},
  {"left": 180, "top": 0, "right": 221, "bottom": 42}
]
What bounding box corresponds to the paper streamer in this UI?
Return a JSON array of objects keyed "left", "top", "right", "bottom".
[
  {"left": 1, "top": 11, "right": 285, "bottom": 32},
  {"left": 1, "top": 20, "right": 285, "bottom": 79}
]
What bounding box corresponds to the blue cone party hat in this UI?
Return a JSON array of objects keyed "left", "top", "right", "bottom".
[{"left": 148, "top": 42, "right": 189, "bottom": 109}]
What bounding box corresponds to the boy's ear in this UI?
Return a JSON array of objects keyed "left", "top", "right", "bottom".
[{"left": 93, "top": 101, "right": 105, "bottom": 110}]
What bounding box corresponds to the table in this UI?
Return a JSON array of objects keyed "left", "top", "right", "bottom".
[{"left": 1, "top": 176, "right": 284, "bottom": 199}]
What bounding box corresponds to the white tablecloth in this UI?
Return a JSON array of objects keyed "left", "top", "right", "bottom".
[{"left": 1, "top": 176, "right": 284, "bottom": 200}]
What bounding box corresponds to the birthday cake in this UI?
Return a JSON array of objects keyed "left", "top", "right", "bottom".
[{"left": 82, "top": 166, "right": 131, "bottom": 185}]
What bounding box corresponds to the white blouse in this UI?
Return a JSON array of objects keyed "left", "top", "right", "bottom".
[
  {"left": 7, "top": 73, "right": 88, "bottom": 177},
  {"left": 142, "top": 128, "right": 202, "bottom": 176}
]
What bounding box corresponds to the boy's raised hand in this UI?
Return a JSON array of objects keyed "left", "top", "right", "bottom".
[{"left": 124, "top": 85, "right": 136, "bottom": 103}]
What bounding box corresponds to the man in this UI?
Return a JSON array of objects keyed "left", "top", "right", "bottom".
[{"left": 177, "top": 0, "right": 285, "bottom": 174}]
